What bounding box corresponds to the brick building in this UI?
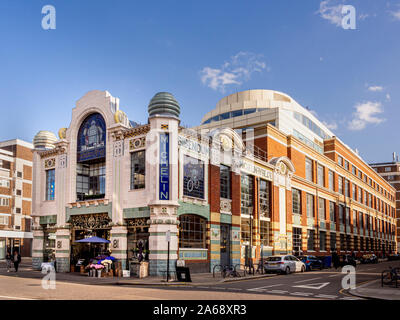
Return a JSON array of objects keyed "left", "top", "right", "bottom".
[
  {"left": 0, "top": 139, "right": 34, "bottom": 259},
  {"left": 31, "top": 89, "right": 396, "bottom": 274},
  {"left": 370, "top": 154, "right": 400, "bottom": 253}
]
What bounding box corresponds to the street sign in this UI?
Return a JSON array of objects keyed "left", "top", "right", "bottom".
[{"left": 166, "top": 230, "right": 171, "bottom": 242}]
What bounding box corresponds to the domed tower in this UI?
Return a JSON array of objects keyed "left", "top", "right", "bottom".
[
  {"left": 147, "top": 92, "right": 180, "bottom": 276},
  {"left": 148, "top": 92, "right": 180, "bottom": 119},
  {"left": 33, "top": 130, "right": 57, "bottom": 150}
]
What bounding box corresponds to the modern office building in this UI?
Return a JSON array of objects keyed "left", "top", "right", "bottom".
[
  {"left": 0, "top": 139, "right": 34, "bottom": 259},
  {"left": 370, "top": 154, "right": 400, "bottom": 252},
  {"left": 31, "top": 89, "right": 397, "bottom": 275}
]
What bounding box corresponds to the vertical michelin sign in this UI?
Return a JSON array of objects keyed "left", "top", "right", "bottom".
[{"left": 159, "top": 133, "right": 170, "bottom": 200}]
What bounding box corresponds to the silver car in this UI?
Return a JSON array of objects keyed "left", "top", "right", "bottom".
[{"left": 264, "top": 255, "right": 306, "bottom": 274}]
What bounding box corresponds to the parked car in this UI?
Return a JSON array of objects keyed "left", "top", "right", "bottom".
[
  {"left": 339, "top": 255, "right": 357, "bottom": 268},
  {"left": 264, "top": 255, "right": 306, "bottom": 274},
  {"left": 361, "top": 254, "right": 378, "bottom": 264},
  {"left": 388, "top": 254, "right": 400, "bottom": 261},
  {"left": 298, "top": 255, "right": 324, "bottom": 271}
]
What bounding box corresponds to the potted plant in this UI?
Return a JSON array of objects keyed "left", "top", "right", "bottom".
[{"left": 94, "top": 264, "right": 104, "bottom": 277}]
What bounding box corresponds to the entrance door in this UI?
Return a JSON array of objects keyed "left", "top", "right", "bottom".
[{"left": 220, "top": 224, "right": 231, "bottom": 267}]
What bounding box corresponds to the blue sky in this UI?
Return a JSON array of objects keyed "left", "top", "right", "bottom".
[{"left": 0, "top": 0, "right": 399, "bottom": 163}]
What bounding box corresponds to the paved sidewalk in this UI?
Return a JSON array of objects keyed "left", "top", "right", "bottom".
[
  {"left": 0, "top": 260, "right": 276, "bottom": 286},
  {"left": 349, "top": 279, "right": 400, "bottom": 300}
]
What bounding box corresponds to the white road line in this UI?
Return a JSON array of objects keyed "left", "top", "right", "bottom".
[
  {"left": 340, "top": 297, "right": 361, "bottom": 300},
  {"left": 247, "top": 284, "right": 283, "bottom": 291},
  {"left": 268, "top": 290, "right": 288, "bottom": 294},
  {"left": 315, "top": 294, "right": 338, "bottom": 299},
  {"left": 294, "top": 277, "right": 322, "bottom": 284},
  {"left": 328, "top": 274, "right": 340, "bottom": 277},
  {"left": 229, "top": 288, "right": 243, "bottom": 291},
  {"left": 290, "top": 292, "right": 314, "bottom": 296},
  {"left": 0, "top": 295, "right": 36, "bottom": 300}
]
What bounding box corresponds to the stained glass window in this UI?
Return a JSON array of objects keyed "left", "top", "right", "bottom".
[{"left": 183, "top": 155, "right": 204, "bottom": 199}]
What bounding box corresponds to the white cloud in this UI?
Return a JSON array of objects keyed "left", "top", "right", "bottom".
[
  {"left": 358, "top": 13, "right": 369, "bottom": 21},
  {"left": 368, "top": 85, "right": 384, "bottom": 92},
  {"left": 317, "top": 0, "right": 344, "bottom": 27},
  {"left": 322, "top": 121, "right": 338, "bottom": 130},
  {"left": 386, "top": 94, "right": 391, "bottom": 102},
  {"left": 390, "top": 10, "right": 400, "bottom": 20},
  {"left": 348, "top": 101, "right": 385, "bottom": 131},
  {"left": 200, "top": 52, "right": 267, "bottom": 93}
]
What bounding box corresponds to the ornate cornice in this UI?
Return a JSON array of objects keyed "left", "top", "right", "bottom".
[{"left": 123, "top": 124, "right": 150, "bottom": 139}]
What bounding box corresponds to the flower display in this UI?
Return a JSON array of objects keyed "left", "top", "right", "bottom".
[{"left": 94, "top": 264, "right": 104, "bottom": 270}]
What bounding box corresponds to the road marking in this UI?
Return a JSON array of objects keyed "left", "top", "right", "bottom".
[
  {"left": 294, "top": 277, "right": 322, "bottom": 284},
  {"left": 247, "top": 284, "right": 283, "bottom": 291},
  {"left": 315, "top": 294, "right": 338, "bottom": 299},
  {"left": 293, "top": 282, "right": 330, "bottom": 290},
  {"left": 229, "top": 288, "right": 243, "bottom": 291},
  {"left": 268, "top": 290, "right": 288, "bottom": 294},
  {"left": 290, "top": 292, "right": 314, "bottom": 297},
  {"left": 340, "top": 297, "right": 361, "bottom": 300},
  {"left": 328, "top": 274, "right": 340, "bottom": 277},
  {"left": 0, "top": 295, "right": 36, "bottom": 300}
]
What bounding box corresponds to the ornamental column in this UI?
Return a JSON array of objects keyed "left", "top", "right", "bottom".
[{"left": 147, "top": 92, "right": 180, "bottom": 276}]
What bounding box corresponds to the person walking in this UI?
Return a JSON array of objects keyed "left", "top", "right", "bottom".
[
  {"left": 5, "top": 251, "right": 12, "bottom": 272},
  {"left": 13, "top": 250, "right": 21, "bottom": 272},
  {"left": 332, "top": 251, "right": 339, "bottom": 269}
]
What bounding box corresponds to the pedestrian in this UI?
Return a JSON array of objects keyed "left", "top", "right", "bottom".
[
  {"left": 332, "top": 251, "right": 339, "bottom": 269},
  {"left": 5, "top": 251, "right": 12, "bottom": 272},
  {"left": 13, "top": 250, "right": 21, "bottom": 272}
]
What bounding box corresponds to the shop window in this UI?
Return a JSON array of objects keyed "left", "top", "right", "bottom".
[
  {"left": 292, "top": 189, "right": 301, "bottom": 215},
  {"left": 307, "top": 230, "right": 315, "bottom": 251},
  {"left": 45, "top": 169, "right": 55, "bottom": 201},
  {"left": 292, "top": 227, "right": 302, "bottom": 255},
  {"left": 220, "top": 165, "right": 231, "bottom": 199},
  {"left": 76, "top": 162, "right": 105, "bottom": 200},
  {"left": 320, "top": 231, "right": 326, "bottom": 251},
  {"left": 259, "top": 179, "right": 271, "bottom": 217},
  {"left": 241, "top": 218, "right": 251, "bottom": 243},
  {"left": 241, "top": 175, "right": 253, "bottom": 215},
  {"left": 183, "top": 155, "right": 205, "bottom": 199},
  {"left": 178, "top": 214, "right": 206, "bottom": 248},
  {"left": 130, "top": 150, "right": 146, "bottom": 190},
  {"left": 259, "top": 220, "right": 270, "bottom": 246}
]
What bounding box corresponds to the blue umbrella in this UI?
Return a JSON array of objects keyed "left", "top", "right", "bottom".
[{"left": 75, "top": 236, "right": 110, "bottom": 244}]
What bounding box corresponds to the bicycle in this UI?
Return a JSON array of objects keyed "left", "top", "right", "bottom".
[
  {"left": 381, "top": 266, "right": 400, "bottom": 287},
  {"left": 222, "top": 265, "right": 241, "bottom": 278}
]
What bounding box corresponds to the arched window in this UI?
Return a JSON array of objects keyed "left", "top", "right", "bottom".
[
  {"left": 76, "top": 113, "right": 106, "bottom": 201},
  {"left": 179, "top": 214, "right": 206, "bottom": 249}
]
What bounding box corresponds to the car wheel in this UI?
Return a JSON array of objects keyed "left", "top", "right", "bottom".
[
  {"left": 301, "top": 266, "right": 305, "bottom": 273},
  {"left": 285, "top": 267, "right": 290, "bottom": 275}
]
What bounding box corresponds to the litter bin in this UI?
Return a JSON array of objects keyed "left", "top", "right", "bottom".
[
  {"left": 176, "top": 266, "right": 192, "bottom": 282},
  {"left": 323, "top": 256, "right": 332, "bottom": 268}
]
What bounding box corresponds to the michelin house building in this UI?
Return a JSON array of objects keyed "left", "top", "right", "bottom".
[{"left": 31, "top": 89, "right": 396, "bottom": 275}]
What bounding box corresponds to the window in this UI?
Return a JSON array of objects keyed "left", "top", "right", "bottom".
[
  {"left": 179, "top": 215, "right": 206, "bottom": 248},
  {"left": 241, "top": 218, "right": 250, "bottom": 242},
  {"left": 338, "top": 156, "right": 343, "bottom": 166},
  {"left": 346, "top": 235, "right": 351, "bottom": 251},
  {"left": 360, "top": 237, "right": 364, "bottom": 251},
  {"left": 241, "top": 175, "right": 254, "bottom": 215},
  {"left": 16, "top": 189, "right": 21, "bottom": 196},
  {"left": 305, "top": 158, "right": 313, "bottom": 182},
  {"left": 339, "top": 205, "right": 345, "bottom": 225},
  {"left": 17, "top": 171, "right": 22, "bottom": 178},
  {"left": 16, "top": 208, "right": 21, "bottom": 214},
  {"left": 340, "top": 234, "right": 346, "bottom": 251},
  {"left": 292, "top": 189, "right": 301, "bottom": 215},
  {"left": 338, "top": 176, "right": 343, "bottom": 194},
  {"left": 220, "top": 165, "right": 231, "bottom": 199},
  {"left": 183, "top": 155, "right": 205, "bottom": 199},
  {"left": 385, "top": 167, "right": 392, "bottom": 172},
  {"left": 359, "top": 212, "right": 364, "bottom": 229},
  {"left": 354, "top": 236, "right": 358, "bottom": 251},
  {"left": 353, "top": 210, "right": 357, "bottom": 228},
  {"left": 329, "top": 201, "right": 336, "bottom": 223},
  {"left": 352, "top": 184, "right": 356, "bottom": 200},
  {"left": 363, "top": 191, "right": 367, "bottom": 204},
  {"left": 346, "top": 207, "right": 350, "bottom": 225},
  {"left": 293, "top": 227, "right": 302, "bottom": 255},
  {"left": 0, "top": 179, "right": 10, "bottom": 188},
  {"left": 328, "top": 170, "right": 334, "bottom": 191},
  {"left": 130, "top": 151, "right": 145, "bottom": 190},
  {"left": 318, "top": 198, "right": 325, "bottom": 220},
  {"left": 358, "top": 170, "right": 362, "bottom": 179},
  {"left": 344, "top": 160, "right": 349, "bottom": 170},
  {"left": 1, "top": 198, "right": 10, "bottom": 206},
  {"left": 345, "top": 179, "right": 349, "bottom": 197},
  {"left": 352, "top": 166, "right": 357, "bottom": 175},
  {"left": 358, "top": 188, "right": 362, "bottom": 203},
  {"left": 76, "top": 162, "right": 105, "bottom": 200},
  {"left": 259, "top": 179, "right": 271, "bottom": 217},
  {"left": 317, "top": 165, "right": 324, "bottom": 187},
  {"left": 306, "top": 194, "right": 314, "bottom": 218},
  {"left": 307, "top": 230, "right": 315, "bottom": 251},
  {"left": 260, "top": 220, "right": 270, "bottom": 246},
  {"left": 0, "top": 215, "right": 9, "bottom": 225},
  {"left": 320, "top": 231, "right": 326, "bottom": 251},
  {"left": 45, "top": 169, "right": 55, "bottom": 201},
  {"left": 330, "top": 233, "right": 337, "bottom": 251},
  {"left": 368, "top": 193, "right": 372, "bottom": 207}
]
